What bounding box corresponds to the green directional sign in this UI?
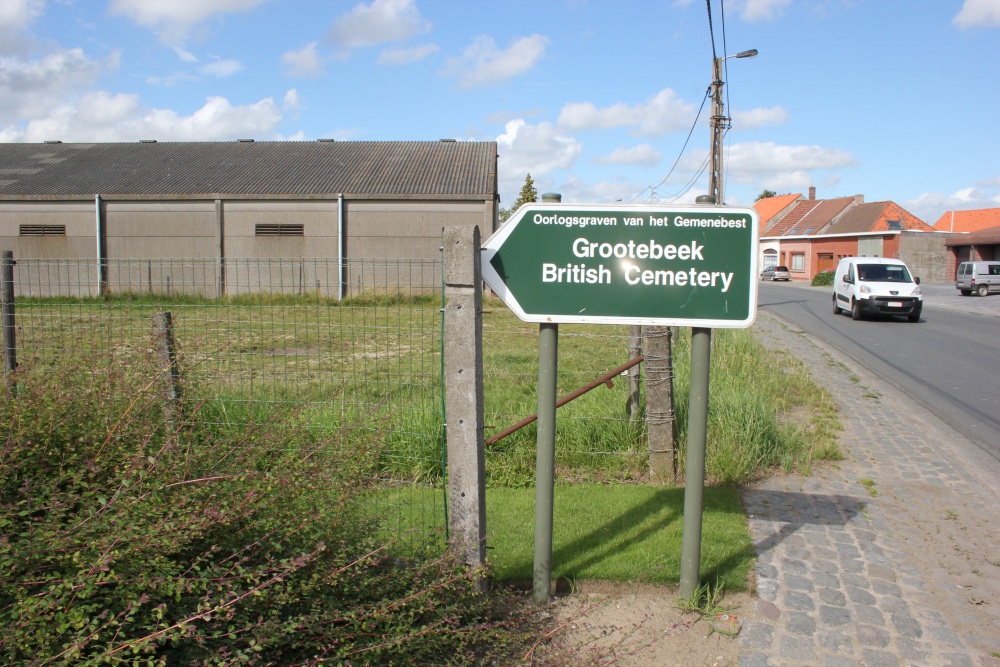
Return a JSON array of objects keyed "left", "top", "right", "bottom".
[{"left": 482, "top": 204, "right": 760, "bottom": 327}]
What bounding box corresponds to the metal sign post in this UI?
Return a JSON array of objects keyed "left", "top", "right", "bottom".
[
  {"left": 482, "top": 202, "right": 759, "bottom": 602},
  {"left": 533, "top": 322, "right": 558, "bottom": 604}
]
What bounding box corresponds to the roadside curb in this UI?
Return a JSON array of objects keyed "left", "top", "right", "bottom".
[{"left": 740, "top": 312, "right": 1000, "bottom": 666}]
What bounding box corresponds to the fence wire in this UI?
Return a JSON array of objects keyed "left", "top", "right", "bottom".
[
  {"left": 6, "top": 257, "right": 447, "bottom": 555},
  {"left": 481, "top": 296, "right": 651, "bottom": 486}
]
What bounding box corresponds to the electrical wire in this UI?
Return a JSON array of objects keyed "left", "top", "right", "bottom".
[
  {"left": 624, "top": 0, "right": 733, "bottom": 205},
  {"left": 706, "top": 0, "right": 717, "bottom": 61},
  {"left": 660, "top": 153, "right": 711, "bottom": 204},
  {"left": 721, "top": 0, "right": 732, "bottom": 118},
  {"left": 625, "top": 86, "right": 711, "bottom": 205}
]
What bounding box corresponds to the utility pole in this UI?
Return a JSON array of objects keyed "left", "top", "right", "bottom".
[
  {"left": 708, "top": 49, "right": 757, "bottom": 205},
  {"left": 708, "top": 57, "right": 726, "bottom": 205}
]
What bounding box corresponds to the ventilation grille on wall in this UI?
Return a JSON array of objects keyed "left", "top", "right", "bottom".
[
  {"left": 20, "top": 224, "right": 67, "bottom": 236},
  {"left": 255, "top": 224, "right": 305, "bottom": 237}
]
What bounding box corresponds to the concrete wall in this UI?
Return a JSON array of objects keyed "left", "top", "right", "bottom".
[
  {"left": 224, "top": 200, "right": 341, "bottom": 296},
  {"left": 105, "top": 201, "right": 219, "bottom": 295},
  {"left": 898, "top": 232, "right": 952, "bottom": 284},
  {"left": 0, "top": 196, "right": 494, "bottom": 296},
  {"left": 106, "top": 201, "right": 217, "bottom": 258},
  {"left": 857, "top": 236, "right": 885, "bottom": 257},
  {"left": 0, "top": 201, "right": 96, "bottom": 260},
  {"left": 344, "top": 200, "right": 488, "bottom": 258}
]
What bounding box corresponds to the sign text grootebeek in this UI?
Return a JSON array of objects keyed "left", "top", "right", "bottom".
[{"left": 535, "top": 212, "right": 751, "bottom": 294}]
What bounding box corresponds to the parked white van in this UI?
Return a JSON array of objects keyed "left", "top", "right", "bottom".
[
  {"left": 955, "top": 260, "right": 1000, "bottom": 296},
  {"left": 832, "top": 257, "right": 922, "bottom": 322}
]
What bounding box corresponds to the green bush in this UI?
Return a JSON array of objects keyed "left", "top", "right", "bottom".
[
  {"left": 811, "top": 270, "right": 835, "bottom": 286},
  {"left": 0, "top": 354, "right": 517, "bottom": 666}
]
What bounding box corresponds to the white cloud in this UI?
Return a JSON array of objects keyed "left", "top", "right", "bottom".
[
  {"left": 0, "top": 0, "right": 43, "bottom": 29},
  {"left": 327, "top": 0, "right": 431, "bottom": 50},
  {"left": 760, "top": 170, "right": 813, "bottom": 193},
  {"left": 904, "top": 187, "right": 1000, "bottom": 226},
  {"left": 552, "top": 175, "right": 652, "bottom": 205},
  {"left": 954, "top": 0, "right": 1000, "bottom": 28},
  {"left": 146, "top": 54, "right": 242, "bottom": 84},
  {"left": 695, "top": 141, "right": 858, "bottom": 202},
  {"left": 0, "top": 48, "right": 107, "bottom": 122},
  {"left": 108, "top": 0, "right": 266, "bottom": 41},
  {"left": 557, "top": 88, "right": 695, "bottom": 137},
  {"left": 282, "top": 88, "right": 301, "bottom": 110},
  {"left": 496, "top": 118, "right": 581, "bottom": 203},
  {"left": 595, "top": 144, "right": 662, "bottom": 167},
  {"left": 173, "top": 46, "right": 198, "bottom": 63},
  {"left": 731, "top": 105, "right": 789, "bottom": 130},
  {"left": 199, "top": 57, "right": 242, "bottom": 77},
  {"left": 273, "top": 129, "right": 306, "bottom": 141},
  {"left": 377, "top": 43, "right": 438, "bottom": 65},
  {"left": 442, "top": 34, "right": 548, "bottom": 88},
  {"left": 0, "top": 123, "right": 23, "bottom": 141},
  {"left": 724, "top": 141, "right": 857, "bottom": 177},
  {"left": 282, "top": 42, "right": 325, "bottom": 77},
  {"left": 19, "top": 92, "right": 283, "bottom": 142},
  {"left": 740, "top": 0, "right": 793, "bottom": 21}
]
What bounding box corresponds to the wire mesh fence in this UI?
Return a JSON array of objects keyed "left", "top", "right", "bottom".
[
  {"left": 480, "top": 297, "right": 651, "bottom": 487},
  {"left": 4, "top": 256, "right": 448, "bottom": 555}
]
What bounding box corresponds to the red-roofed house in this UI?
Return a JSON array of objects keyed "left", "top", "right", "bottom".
[
  {"left": 756, "top": 187, "right": 950, "bottom": 282},
  {"left": 753, "top": 193, "right": 801, "bottom": 230},
  {"left": 932, "top": 207, "right": 1000, "bottom": 233},
  {"left": 933, "top": 208, "right": 1000, "bottom": 278}
]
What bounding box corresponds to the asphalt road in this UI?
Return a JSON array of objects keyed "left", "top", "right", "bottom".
[{"left": 756, "top": 280, "right": 1000, "bottom": 459}]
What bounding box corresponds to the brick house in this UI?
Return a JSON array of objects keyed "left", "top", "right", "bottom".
[{"left": 755, "top": 187, "right": 950, "bottom": 283}]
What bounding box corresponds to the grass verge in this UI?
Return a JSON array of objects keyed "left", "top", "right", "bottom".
[{"left": 486, "top": 485, "right": 754, "bottom": 591}]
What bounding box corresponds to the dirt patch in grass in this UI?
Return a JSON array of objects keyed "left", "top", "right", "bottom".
[{"left": 524, "top": 583, "right": 751, "bottom": 667}]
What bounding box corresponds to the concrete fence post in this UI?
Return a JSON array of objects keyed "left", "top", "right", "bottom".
[
  {"left": 153, "top": 312, "right": 182, "bottom": 437},
  {"left": 2, "top": 251, "right": 16, "bottom": 381},
  {"left": 443, "top": 225, "right": 487, "bottom": 570}
]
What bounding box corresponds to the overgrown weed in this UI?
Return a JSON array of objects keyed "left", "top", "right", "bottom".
[{"left": 0, "top": 353, "right": 528, "bottom": 666}]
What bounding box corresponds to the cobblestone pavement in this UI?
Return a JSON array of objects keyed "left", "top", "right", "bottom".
[{"left": 740, "top": 312, "right": 1000, "bottom": 667}]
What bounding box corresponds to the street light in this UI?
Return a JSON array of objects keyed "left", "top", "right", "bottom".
[{"left": 708, "top": 48, "right": 758, "bottom": 205}]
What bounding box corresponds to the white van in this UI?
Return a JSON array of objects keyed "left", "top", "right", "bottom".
[
  {"left": 955, "top": 260, "right": 1000, "bottom": 296},
  {"left": 832, "top": 257, "right": 922, "bottom": 322}
]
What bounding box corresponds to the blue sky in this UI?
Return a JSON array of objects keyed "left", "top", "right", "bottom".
[{"left": 2, "top": 0, "right": 999, "bottom": 225}]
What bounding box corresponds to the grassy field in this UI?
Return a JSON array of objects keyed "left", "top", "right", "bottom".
[
  {"left": 11, "top": 292, "right": 841, "bottom": 589},
  {"left": 481, "top": 293, "right": 841, "bottom": 488}
]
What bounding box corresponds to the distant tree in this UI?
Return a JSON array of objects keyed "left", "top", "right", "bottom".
[
  {"left": 513, "top": 173, "right": 538, "bottom": 211},
  {"left": 755, "top": 189, "right": 778, "bottom": 202},
  {"left": 499, "top": 173, "right": 539, "bottom": 223}
]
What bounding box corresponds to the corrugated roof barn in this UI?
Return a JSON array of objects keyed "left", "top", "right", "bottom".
[
  {"left": 0, "top": 140, "right": 498, "bottom": 199},
  {"left": 0, "top": 140, "right": 499, "bottom": 297}
]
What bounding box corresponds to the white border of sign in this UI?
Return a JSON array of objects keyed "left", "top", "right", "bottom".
[{"left": 481, "top": 203, "right": 760, "bottom": 327}]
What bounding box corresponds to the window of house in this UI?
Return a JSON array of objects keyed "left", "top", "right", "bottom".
[
  {"left": 790, "top": 254, "right": 805, "bottom": 271},
  {"left": 886, "top": 220, "right": 903, "bottom": 230},
  {"left": 255, "top": 224, "right": 304, "bottom": 237},
  {"left": 20, "top": 224, "right": 66, "bottom": 236}
]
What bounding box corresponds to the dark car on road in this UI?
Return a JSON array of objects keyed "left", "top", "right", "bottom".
[{"left": 761, "top": 265, "right": 790, "bottom": 281}]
